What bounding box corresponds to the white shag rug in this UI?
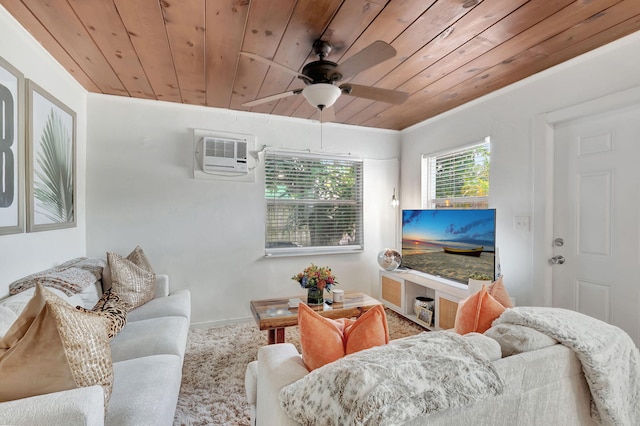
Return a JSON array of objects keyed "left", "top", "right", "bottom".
[{"left": 173, "top": 309, "right": 425, "bottom": 426}]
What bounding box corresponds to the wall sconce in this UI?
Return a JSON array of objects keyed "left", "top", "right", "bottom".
[{"left": 391, "top": 187, "right": 399, "bottom": 208}]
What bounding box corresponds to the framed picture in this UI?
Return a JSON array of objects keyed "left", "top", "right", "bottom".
[
  {"left": 0, "top": 56, "right": 25, "bottom": 235},
  {"left": 26, "top": 80, "right": 76, "bottom": 232},
  {"left": 416, "top": 305, "right": 433, "bottom": 327}
]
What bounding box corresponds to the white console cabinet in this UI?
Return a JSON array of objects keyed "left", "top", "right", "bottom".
[{"left": 380, "top": 269, "right": 471, "bottom": 330}]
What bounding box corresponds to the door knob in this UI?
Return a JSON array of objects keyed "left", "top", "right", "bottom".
[{"left": 549, "top": 255, "right": 565, "bottom": 265}]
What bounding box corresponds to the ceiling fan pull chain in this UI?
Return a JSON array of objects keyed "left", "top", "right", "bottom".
[{"left": 320, "top": 117, "right": 324, "bottom": 151}]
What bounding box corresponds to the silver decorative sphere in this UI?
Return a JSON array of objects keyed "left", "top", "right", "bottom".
[{"left": 377, "top": 248, "right": 402, "bottom": 271}]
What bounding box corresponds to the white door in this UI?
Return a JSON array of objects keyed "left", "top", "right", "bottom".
[{"left": 553, "top": 104, "right": 640, "bottom": 346}]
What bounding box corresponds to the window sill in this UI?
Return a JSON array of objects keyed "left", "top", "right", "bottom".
[{"left": 265, "top": 245, "right": 363, "bottom": 257}]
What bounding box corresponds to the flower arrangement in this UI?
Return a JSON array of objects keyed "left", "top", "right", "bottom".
[{"left": 292, "top": 264, "right": 337, "bottom": 292}]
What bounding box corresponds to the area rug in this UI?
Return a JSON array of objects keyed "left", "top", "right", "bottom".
[{"left": 173, "top": 308, "right": 425, "bottom": 426}]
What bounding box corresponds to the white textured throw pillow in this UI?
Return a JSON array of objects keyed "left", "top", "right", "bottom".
[
  {"left": 463, "top": 332, "right": 502, "bottom": 361},
  {"left": 484, "top": 323, "right": 558, "bottom": 357}
]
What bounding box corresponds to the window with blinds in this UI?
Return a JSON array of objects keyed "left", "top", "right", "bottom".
[
  {"left": 264, "top": 151, "right": 363, "bottom": 256},
  {"left": 422, "top": 137, "right": 490, "bottom": 209}
]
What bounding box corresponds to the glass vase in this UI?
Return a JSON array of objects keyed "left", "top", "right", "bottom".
[{"left": 307, "top": 287, "right": 324, "bottom": 305}]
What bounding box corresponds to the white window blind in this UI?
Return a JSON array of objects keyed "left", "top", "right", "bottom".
[
  {"left": 422, "top": 137, "right": 490, "bottom": 209},
  {"left": 264, "top": 151, "right": 363, "bottom": 256}
]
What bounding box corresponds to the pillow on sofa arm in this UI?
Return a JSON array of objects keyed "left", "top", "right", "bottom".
[
  {"left": 454, "top": 285, "right": 506, "bottom": 335},
  {"left": 484, "top": 323, "right": 558, "bottom": 357},
  {"left": 487, "top": 276, "right": 514, "bottom": 308},
  {"left": 463, "top": 332, "right": 502, "bottom": 361}
]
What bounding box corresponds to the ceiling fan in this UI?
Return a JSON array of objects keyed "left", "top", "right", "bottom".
[{"left": 240, "top": 40, "right": 409, "bottom": 120}]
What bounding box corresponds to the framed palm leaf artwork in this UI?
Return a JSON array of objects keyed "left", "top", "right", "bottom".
[
  {"left": 26, "top": 80, "right": 76, "bottom": 232},
  {"left": 0, "top": 56, "right": 25, "bottom": 235}
]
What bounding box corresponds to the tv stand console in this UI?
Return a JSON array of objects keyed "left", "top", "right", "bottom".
[{"left": 380, "top": 269, "right": 470, "bottom": 330}]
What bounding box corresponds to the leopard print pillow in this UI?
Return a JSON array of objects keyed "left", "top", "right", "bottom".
[{"left": 76, "top": 289, "right": 127, "bottom": 339}]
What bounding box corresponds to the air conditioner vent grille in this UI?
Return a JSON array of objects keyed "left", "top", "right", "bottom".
[
  {"left": 206, "top": 139, "right": 235, "bottom": 159},
  {"left": 202, "top": 137, "right": 248, "bottom": 173}
]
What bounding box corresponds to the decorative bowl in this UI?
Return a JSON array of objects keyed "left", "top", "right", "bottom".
[{"left": 377, "top": 248, "right": 402, "bottom": 271}]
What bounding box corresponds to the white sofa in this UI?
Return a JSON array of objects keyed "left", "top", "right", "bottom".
[
  {"left": 246, "top": 329, "right": 596, "bottom": 425},
  {"left": 0, "top": 274, "right": 191, "bottom": 426}
]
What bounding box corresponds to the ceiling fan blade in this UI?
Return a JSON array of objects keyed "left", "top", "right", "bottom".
[
  {"left": 341, "top": 83, "right": 409, "bottom": 104},
  {"left": 333, "top": 41, "right": 396, "bottom": 79},
  {"left": 239, "top": 52, "right": 311, "bottom": 82},
  {"left": 241, "top": 89, "right": 302, "bottom": 107}
]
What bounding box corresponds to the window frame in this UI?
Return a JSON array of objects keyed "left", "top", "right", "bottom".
[
  {"left": 421, "top": 137, "right": 491, "bottom": 209},
  {"left": 264, "top": 150, "right": 364, "bottom": 257}
]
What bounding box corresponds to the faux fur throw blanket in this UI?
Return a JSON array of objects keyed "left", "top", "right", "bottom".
[
  {"left": 494, "top": 307, "right": 640, "bottom": 425},
  {"left": 279, "top": 331, "right": 504, "bottom": 425}
]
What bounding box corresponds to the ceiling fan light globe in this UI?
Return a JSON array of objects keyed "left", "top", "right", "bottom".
[{"left": 302, "top": 84, "right": 341, "bottom": 109}]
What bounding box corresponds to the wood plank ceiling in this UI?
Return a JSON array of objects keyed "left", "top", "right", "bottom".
[{"left": 3, "top": 0, "right": 640, "bottom": 130}]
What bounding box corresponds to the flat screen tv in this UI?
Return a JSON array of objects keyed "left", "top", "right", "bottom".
[{"left": 401, "top": 209, "right": 496, "bottom": 284}]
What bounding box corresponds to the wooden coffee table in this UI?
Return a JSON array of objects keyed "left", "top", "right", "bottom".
[{"left": 250, "top": 290, "right": 382, "bottom": 344}]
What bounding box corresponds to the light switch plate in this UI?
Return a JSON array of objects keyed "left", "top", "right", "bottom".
[{"left": 514, "top": 216, "right": 530, "bottom": 231}]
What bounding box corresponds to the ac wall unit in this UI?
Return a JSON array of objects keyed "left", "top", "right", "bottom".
[{"left": 202, "top": 137, "right": 248, "bottom": 173}]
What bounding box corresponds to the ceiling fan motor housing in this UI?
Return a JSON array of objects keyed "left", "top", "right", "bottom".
[
  {"left": 300, "top": 60, "right": 342, "bottom": 84},
  {"left": 313, "top": 39, "right": 332, "bottom": 58}
]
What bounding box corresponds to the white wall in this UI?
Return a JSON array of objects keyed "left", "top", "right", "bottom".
[
  {"left": 86, "top": 95, "right": 400, "bottom": 325},
  {"left": 0, "top": 6, "right": 87, "bottom": 295},
  {"left": 400, "top": 30, "right": 640, "bottom": 307}
]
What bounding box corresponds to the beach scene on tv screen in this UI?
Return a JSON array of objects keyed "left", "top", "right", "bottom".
[{"left": 402, "top": 209, "right": 495, "bottom": 284}]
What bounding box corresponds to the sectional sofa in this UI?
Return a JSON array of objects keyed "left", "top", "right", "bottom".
[
  {"left": 246, "top": 307, "right": 640, "bottom": 425},
  {"left": 247, "top": 333, "right": 592, "bottom": 425}
]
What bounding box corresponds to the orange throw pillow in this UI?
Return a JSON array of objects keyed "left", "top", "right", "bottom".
[
  {"left": 454, "top": 285, "right": 506, "bottom": 335},
  {"left": 487, "top": 276, "right": 513, "bottom": 308},
  {"left": 298, "top": 303, "right": 389, "bottom": 371},
  {"left": 343, "top": 305, "right": 390, "bottom": 355}
]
